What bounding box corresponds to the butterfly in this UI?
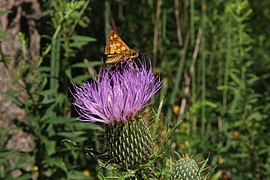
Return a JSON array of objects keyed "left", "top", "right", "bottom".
[{"left": 105, "top": 30, "right": 139, "bottom": 64}]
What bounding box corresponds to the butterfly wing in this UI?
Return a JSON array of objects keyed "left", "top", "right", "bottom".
[
  {"left": 106, "top": 54, "right": 128, "bottom": 64},
  {"left": 105, "top": 30, "right": 130, "bottom": 55}
]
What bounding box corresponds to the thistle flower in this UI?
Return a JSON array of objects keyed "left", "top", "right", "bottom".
[
  {"left": 71, "top": 57, "right": 161, "bottom": 124},
  {"left": 71, "top": 57, "right": 162, "bottom": 170}
]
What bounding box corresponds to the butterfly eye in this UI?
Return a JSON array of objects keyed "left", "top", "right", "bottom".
[{"left": 131, "top": 52, "right": 137, "bottom": 56}]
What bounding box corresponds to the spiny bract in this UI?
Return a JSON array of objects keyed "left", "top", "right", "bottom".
[
  {"left": 171, "top": 157, "right": 201, "bottom": 180},
  {"left": 105, "top": 116, "right": 154, "bottom": 169}
]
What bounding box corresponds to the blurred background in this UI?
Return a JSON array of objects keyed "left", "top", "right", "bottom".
[{"left": 0, "top": 0, "right": 269, "bottom": 179}]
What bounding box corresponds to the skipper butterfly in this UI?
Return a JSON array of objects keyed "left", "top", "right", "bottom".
[{"left": 105, "top": 30, "right": 139, "bottom": 64}]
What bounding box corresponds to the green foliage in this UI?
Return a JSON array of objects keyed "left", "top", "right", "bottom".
[
  {"left": 1, "top": 0, "right": 270, "bottom": 179},
  {"left": 1, "top": 0, "right": 101, "bottom": 179}
]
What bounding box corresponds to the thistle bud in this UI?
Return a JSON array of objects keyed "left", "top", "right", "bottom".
[
  {"left": 105, "top": 116, "right": 154, "bottom": 169},
  {"left": 171, "top": 157, "right": 201, "bottom": 180}
]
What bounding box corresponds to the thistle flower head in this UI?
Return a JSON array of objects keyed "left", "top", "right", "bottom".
[{"left": 71, "top": 58, "right": 161, "bottom": 124}]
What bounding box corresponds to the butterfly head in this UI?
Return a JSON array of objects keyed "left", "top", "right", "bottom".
[{"left": 130, "top": 49, "right": 139, "bottom": 59}]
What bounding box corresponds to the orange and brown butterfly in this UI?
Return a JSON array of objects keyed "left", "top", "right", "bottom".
[{"left": 105, "top": 30, "right": 139, "bottom": 64}]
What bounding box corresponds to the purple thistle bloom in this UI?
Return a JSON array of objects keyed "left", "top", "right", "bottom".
[{"left": 71, "top": 58, "right": 162, "bottom": 124}]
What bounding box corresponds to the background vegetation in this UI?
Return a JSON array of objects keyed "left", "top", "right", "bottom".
[{"left": 0, "top": 0, "right": 269, "bottom": 179}]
